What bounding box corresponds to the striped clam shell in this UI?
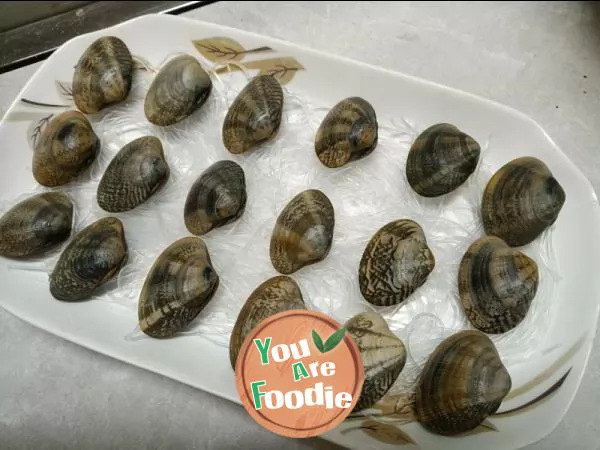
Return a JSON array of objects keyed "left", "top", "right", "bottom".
[
  {"left": 345, "top": 312, "right": 407, "bottom": 412},
  {"left": 97, "top": 136, "right": 170, "bottom": 213},
  {"left": 229, "top": 275, "right": 306, "bottom": 370},
  {"left": 73, "top": 36, "right": 133, "bottom": 114},
  {"left": 50, "top": 217, "right": 128, "bottom": 302},
  {"left": 481, "top": 156, "right": 566, "bottom": 247},
  {"left": 359, "top": 219, "right": 435, "bottom": 307},
  {"left": 184, "top": 160, "right": 247, "bottom": 236},
  {"left": 33, "top": 110, "right": 100, "bottom": 187},
  {"left": 144, "top": 55, "right": 212, "bottom": 126},
  {"left": 415, "top": 330, "right": 512, "bottom": 436},
  {"left": 270, "top": 189, "right": 335, "bottom": 275},
  {"left": 138, "top": 237, "right": 219, "bottom": 339},
  {"left": 406, "top": 123, "right": 481, "bottom": 197},
  {"left": 0, "top": 191, "right": 74, "bottom": 258},
  {"left": 315, "top": 97, "right": 378, "bottom": 168},
  {"left": 222, "top": 74, "right": 284, "bottom": 154},
  {"left": 458, "top": 236, "right": 539, "bottom": 334}
]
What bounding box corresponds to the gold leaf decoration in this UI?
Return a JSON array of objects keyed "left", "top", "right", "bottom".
[
  {"left": 193, "top": 37, "right": 273, "bottom": 62},
  {"left": 55, "top": 81, "right": 73, "bottom": 104},
  {"left": 26, "top": 113, "right": 54, "bottom": 149},
  {"left": 369, "top": 393, "right": 416, "bottom": 419},
  {"left": 341, "top": 420, "right": 417, "bottom": 446},
  {"left": 215, "top": 57, "right": 305, "bottom": 85}
]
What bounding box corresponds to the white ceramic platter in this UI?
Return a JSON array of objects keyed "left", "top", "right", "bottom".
[{"left": 1, "top": 14, "right": 599, "bottom": 450}]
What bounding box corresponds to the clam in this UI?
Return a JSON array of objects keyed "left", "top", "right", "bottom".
[
  {"left": 345, "top": 312, "right": 407, "bottom": 412},
  {"left": 481, "top": 156, "right": 566, "bottom": 247},
  {"left": 0, "top": 192, "right": 74, "bottom": 258},
  {"left": 97, "top": 136, "right": 170, "bottom": 212},
  {"left": 229, "top": 276, "right": 306, "bottom": 370},
  {"left": 138, "top": 237, "right": 219, "bottom": 339},
  {"left": 73, "top": 36, "right": 133, "bottom": 114},
  {"left": 184, "top": 160, "right": 247, "bottom": 236},
  {"left": 415, "top": 330, "right": 512, "bottom": 436},
  {"left": 222, "top": 74, "right": 284, "bottom": 154},
  {"left": 144, "top": 54, "right": 212, "bottom": 126},
  {"left": 406, "top": 123, "right": 481, "bottom": 197},
  {"left": 458, "top": 236, "right": 539, "bottom": 334},
  {"left": 270, "top": 189, "right": 335, "bottom": 275},
  {"left": 50, "top": 217, "right": 128, "bottom": 302},
  {"left": 315, "top": 97, "right": 378, "bottom": 168},
  {"left": 359, "top": 219, "right": 435, "bottom": 307},
  {"left": 33, "top": 110, "right": 100, "bottom": 187}
]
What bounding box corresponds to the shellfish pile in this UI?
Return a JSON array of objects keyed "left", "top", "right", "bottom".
[{"left": 0, "top": 33, "right": 568, "bottom": 439}]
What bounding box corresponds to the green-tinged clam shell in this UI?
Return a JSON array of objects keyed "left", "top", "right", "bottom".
[
  {"left": 184, "top": 160, "right": 247, "bottom": 236},
  {"left": 270, "top": 189, "right": 335, "bottom": 275},
  {"left": 359, "top": 219, "right": 435, "bottom": 307},
  {"left": 406, "top": 123, "right": 481, "bottom": 197},
  {"left": 138, "top": 237, "right": 219, "bottom": 339},
  {"left": 50, "top": 217, "right": 128, "bottom": 302},
  {"left": 97, "top": 136, "right": 170, "bottom": 212},
  {"left": 315, "top": 97, "right": 378, "bottom": 168},
  {"left": 346, "top": 312, "right": 407, "bottom": 412},
  {"left": 33, "top": 110, "right": 100, "bottom": 187},
  {"left": 415, "top": 330, "right": 512, "bottom": 436},
  {"left": 481, "top": 156, "right": 566, "bottom": 247},
  {"left": 458, "top": 235, "right": 539, "bottom": 334},
  {"left": 144, "top": 55, "right": 212, "bottom": 126},
  {"left": 222, "top": 74, "right": 284, "bottom": 154},
  {"left": 0, "top": 192, "right": 74, "bottom": 258},
  {"left": 229, "top": 275, "right": 306, "bottom": 370},
  {"left": 73, "top": 36, "right": 133, "bottom": 114}
]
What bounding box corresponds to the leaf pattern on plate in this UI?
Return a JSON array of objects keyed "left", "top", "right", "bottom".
[
  {"left": 215, "top": 57, "right": 305, "bottom": 84},
  {"left": 55, "top": 81, "right": 73, "bottom": 104},
  {"left": 193, "top": 37, "right": 273, "bottom": 62},
  {"left": 26, "top": 113, "right": 54, "bottom": 149},
  {"left": 341, "top": 420, "right": 417, "bottom": 446}
]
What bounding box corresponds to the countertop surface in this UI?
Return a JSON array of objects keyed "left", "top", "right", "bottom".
[{"left": 1, "top": 2, "right": 599, "bottom": 449}]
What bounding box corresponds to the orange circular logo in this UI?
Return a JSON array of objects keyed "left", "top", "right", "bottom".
[{"left": 235, "top": 310, "right": 365, "bottom": 438}]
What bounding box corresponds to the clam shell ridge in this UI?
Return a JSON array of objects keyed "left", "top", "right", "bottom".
[
  {"left": 270, "top": 189, "right": 335, "bottom": 275},
  {"left": 222, "top": 74, "right": 284, "bottom": 154},
  {"left": 359, "top": 219, "right": 435, "bottom": 307},
  {"left": 229, "top": 275, "right": 306, "bottom": 370},
  {"left": 144, "top": 54, "right": 212, "bottom": 126},
  {"left": 315, "top": 97, "right": 378, "bottom": 168},
  {"left": 481, "top": 156, "right": 566, "bottom": 247},
  {"left": 33, "top": 110, "right": 100, "bottom": 187},
  {"left": 406, "top": 123, "right": 481, "bottom": 197},
  {"left": 49, "top": 217, "right": 128, "bottom": 302},
  {"left": 345, "top": 312, "right": 407, "bottom": 412},
  {"left": 72, "top": 36, "right": 133, "bottom": 114},
  {"left": 415, "top": 330, "right": 512, "bottom": 436},
  {"left": 97, "top": 136, "right": 170, "bottom": 213},
  {"left": 0, "top": 191, "right": 74, "bottom": 258},
  {"left": 459, "top": 236, "right": 539, "bottom": 334},
  {"left": 138, "top": 237, "right": 220, "bottom": 339},
  {"left": 184, "top": 160, "right": 247, "bottom": 236}
]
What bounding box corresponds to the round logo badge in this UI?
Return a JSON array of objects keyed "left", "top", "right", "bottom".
[{"left": 235, "top": 310, "right": 365, "bottom": 438}]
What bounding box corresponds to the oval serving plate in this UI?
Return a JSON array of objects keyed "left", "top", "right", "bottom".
[{"left": 0, "top": 14, "right": 599, "bottom": 450}]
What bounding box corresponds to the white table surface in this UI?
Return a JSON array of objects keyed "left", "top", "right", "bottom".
[{"left": 1, "top": 2, "right": 599, "bottom": 449}]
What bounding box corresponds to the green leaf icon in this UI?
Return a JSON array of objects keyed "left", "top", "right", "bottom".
[
  {"left": 323, "top": 326, "right": 347, "bottom": 353},
  {"left": 312, "top": 330, "right": 325, "bottom": 352}
]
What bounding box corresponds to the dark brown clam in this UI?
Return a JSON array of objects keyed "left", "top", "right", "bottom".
[
  {"left": 315, "top": 97, "right": 378, "bottom": 168},
  {"left": 97, "top": 136, "right": 170, "bottom": 212},
  {"left": 73, "top": 36, "right": 133, "bottom": 114},
  {"left": 481, "top": 156, "right": 566, "bottom": 247},
  {"left": 138, "top": 237, "right": 219, "bottom": 339},
  {"left": 33, "top": 110, "right": 100, "bottom": 187},
  {"left": 222, "top": 74, "right": 284, "bottom": 154},
  {"left": 184, "top": 160, "right": 247, "bottom": 236},
  {"left": 229, "top": 276, "right": 306, "bottom": 370},
  {"left": 406, "top": 123, "right": 481, "bottom": 197},
  {"left": 144, "top": 54, "right": 212, "bottom": 126},
  {"left": 50, "top": 217, "right": 128, "bottom": 302},
  {"left": 415, "top": 330, "right": 512, "bottom": 436},
  {"left": 346, "top": 312, "right": 407, "bottom": 412},
  {"left": 458, "top": 236, "right": 539, "bottom": 334},
  {"left": 0, "top": 192, "right": 74, "bottom": 258},
  {"left": 270, "top": 189, "right": 335, "bottom": 275},
  {"left": 359, "top": 219, "right": 435, "bottom": 307}
]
